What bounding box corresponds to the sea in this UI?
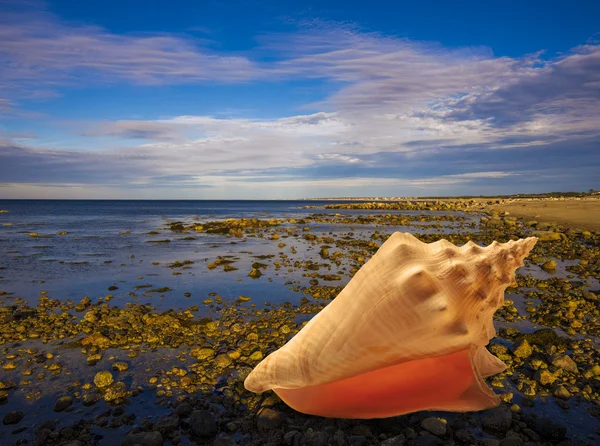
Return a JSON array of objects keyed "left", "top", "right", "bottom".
[{"left": 0, "top": 199, "right": 474, "bottom": 314}]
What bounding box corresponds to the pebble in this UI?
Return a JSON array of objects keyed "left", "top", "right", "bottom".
[
  {"left": 420, "top": 417, "right": 447, "bottom": 436},
  {"left": 112, "top": 362, "right": 129, "bottom": 372},
  {"left": 525, "top": 416, "right": 566, "bottom": 441},
  {"left": 348, "top": 436, "right": 367, "bottom": 446},
  {"left": 511, "top": 339, "right": 533, "bottom": 358},
  {"left": 257, "top": 408, "right": 285, "bottom": 432},
  {"left": 500, "top": 437, "right": 524, "bottom": 446},
  {"left": 482, "top": 405, "right": 513, "bottom": 433},
  {"left": 551, "top": 354, "right": 578, "bottom": 373},
  {"left": 380, "top": 435, "right": 406, "bottom": 446},
  {"left": 213, "top": 435, "right": 238, "bottom": 446},
  {"left": 94, "top": 371, "right": 114, "bottom": 388},
  {"left": 122, "top": 431, "right": 164, "bottom": 446},
  {"left": 189, "top": 410, "right": 217, "bottom": 437},
  {"left": 174, "top": 402, "right": 193, "bottom": 418},
  {"left": 2, "top": 411, "right": 24, "bottom": 425},
  {"left": 53, "top": 395, "right": 73, "bottom": 412}
]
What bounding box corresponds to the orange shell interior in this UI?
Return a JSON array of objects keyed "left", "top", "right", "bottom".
[{"left": 273, "top": 348, "right": 499, "bottom": 419}]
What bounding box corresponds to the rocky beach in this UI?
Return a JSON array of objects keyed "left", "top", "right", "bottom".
[{"left": 0, "top": 198, "right": 599, "bottom": 446}]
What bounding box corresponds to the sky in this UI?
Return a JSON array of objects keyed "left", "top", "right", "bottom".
[{"left": 1, "top": 0, "right": 599, "bottom": 199}]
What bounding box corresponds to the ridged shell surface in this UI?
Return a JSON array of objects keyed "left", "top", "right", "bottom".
[{"left": 244, "top": 233, "right": 537, "bottom": 396}]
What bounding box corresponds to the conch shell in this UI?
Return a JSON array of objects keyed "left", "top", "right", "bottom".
[{"left": 244, "top": 232, "right": 537, "bottom": 419}]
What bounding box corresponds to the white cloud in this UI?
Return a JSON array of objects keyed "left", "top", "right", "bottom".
[{"left": 0, "top": 10, "right": 599, "bottom": 197}]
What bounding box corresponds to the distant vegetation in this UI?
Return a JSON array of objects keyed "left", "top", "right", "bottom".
[{"left": 420, "top": 189, "right": 599, "bottom": 199}]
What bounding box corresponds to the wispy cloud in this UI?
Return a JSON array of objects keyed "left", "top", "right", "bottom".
[
  {"left": 0, "top": 7, "right": 259, "bottom": 102},
  {"left": 0, "top": 7, "right": 599, "bottom": 197}
]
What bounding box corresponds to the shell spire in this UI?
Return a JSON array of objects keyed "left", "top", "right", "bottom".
[{"left": 244, "top": 233, "right": 537, "bottom": 419}]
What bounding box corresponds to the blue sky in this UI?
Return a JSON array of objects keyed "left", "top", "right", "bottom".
[{"left": 1, "top": 0, "right": 599, "bottom": 199}]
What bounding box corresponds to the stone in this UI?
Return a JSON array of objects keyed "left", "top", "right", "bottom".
[
  {"left": 284, "top": 431, "right": 301, "bottom": 446},
  {"left": 584, "top": 364, "right": 600, "bottom": 379},
  {"left": 534, "top": 369, "right": 557, "bottom": 386},
  {"left": 479, "top": 440, "right": 500, "bottom": 446},
  {"left": 420, "top": 417, "right": 447, "bottom": 436},
  {"left": 112, "top": 362, "right": 129, "bottom": 372},
  {"left": 94, "top": 371, "right": 114, "bottom": 388},
  {"left": 551, "top": 354, "right": 579, "bottom": 373},
  {"left": 191, "top": 347, "right": 215, "bottom": 360},
  {"left": 257, "top": 408, "right": 285, "bottom": 432},
  {"left": 541, "top": 260, "right": 557, "bottom": 272},
  {"left": 175, "top": 402, "right": 193, "bottom": 418},
  {"left": 53, "top": 396, "right": 73, "bottom": 412},
  {"left": 154, "top": 416, "right": 179, "bottom": 433},
  {"left": 482, "top": 405, "right": 513, "bottom": 433},
  {"left": 214, "top": 354, "right": 232, "bottom": 368},
  {"left": 416, "top": 434, "right": 444, "bottom": 446},
  {"left": 304, "top": 429, "right": 328, "bottom": 446},
  {"left": 213, "top": 435, "right": 238, "bottom": 446},
  {"left": 104, "top": 382, "right": 127, "bottom": 402},
  {"left": 380, "top": 435, "right": 406, "bottom": 446},
  {"left": 525, "top": 416, "right": 566, "bottom": 440},
  {"left": 532, "top": 231, "right": 566, "bottom": 242},
  {"left": 500, "top": 438, "right": 524, "bottom": 446},
  {"left": 553, "top": 385, "right": 572, "bottom": 399},
  {"left": 511, "top": 339, "right": 533, "bottom": 358},
  {"left": 121, "top": 431, "right": 164, "bottom": 446},
  {"left": 3, "top": 411, "right": 24, "bottom": 425},
  {"left": 189, "top": 410, "right": 217, "bottom": 437},
  {"left": 348, "top": 435, "right": 367, "bottom": 446}
]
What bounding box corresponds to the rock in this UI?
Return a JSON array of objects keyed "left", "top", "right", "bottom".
[
  {"left": 551, "top": 354, "right": 579, "bottom": 373},
  {"left": 532, "top": 231, "right": 566, "bottom": 242},
  {"left": 257, "top": 408, "right": 285, "bottom": 432},
  {"left": 519, "top": 328, "right": 568, "bottom": 350},
  {"left": 82, "top": 333, "right": 111, "bottom": 349},
  {"left": 349, "top": 435, "right": 367, "bottom": 446},
  {"left": 541, "top": 260, "right": 557, "bottom": 272},
  {"left": 500, "top": 438, "right": 524, "bottom": 446},
  {"left": 53, "top": 396, "right": 73, "bottom": 412},
  {"left": 175, "top": 402, "right": 193, "bottom": 418},
  {"left": 214, "top": 354, "right": 232, "bottom": 368},
  {"left": 454, "top": 429, "right": 471, "bottom": 442},
  {"left": 553, "top": 385, "right": 572, "bottom": 399},
  {"left": 284, "top": 431, "right": 301, "bottom": 446},
  {"left": 154, "top": 416, "right": 179, "bottom": 433},
  {"left": 416, "top": 434, "right": 443, "bottom": 446},
  {"left": 420, "top": 417, "right": 447, "bottom": 436},
  {"left": 479, "top": 440, "right": 501, "bottom": 446},
  {"left": 534, "top": 369, "right": 557, "bottom": 386},
  {"left": 112, "top": 362, "right": 129, "bottom": 372},
  {"left": 525, "top": 415, "right": 566, "bottom": 440},
  {"left": 82, "top": 391, "right": 101, "bottom": 406},
  {"left": 191, "top": 347, "right": 215, "bottom": 360},
  {"left": 584, "top": 364, "right": 600, "bottom": 379},
  {"left": 380, "top": 435, "right": 406, "bottom": 446},
  {"left": 482, "top": 405, "right": 513, "bottom": 433},
  {"left": 511, "top": 339, "right": 533, "bottom": 358},
  {"left": 213, "top": 435, "right": 238, "bottom": 446},
  {"left": 121, "top": 431, "right": 164, "bottom": 446},
  {"left": 94, "top": 371, "right": 114, "bottom": 388},
  {"left": 104, "top": 382, "right": 127, "bottom": 402},
  {"left": 248, "top": 268, "right": 262, "bottom": 278},
  {"left": 189, "top": 410, "right": 217, "bottom": 437},
  {"left": 3, "top": 411, "right": 24, "bottom": 425},
  {"left": 304, "top": 429, "right": 328, "bottom": 446}
]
